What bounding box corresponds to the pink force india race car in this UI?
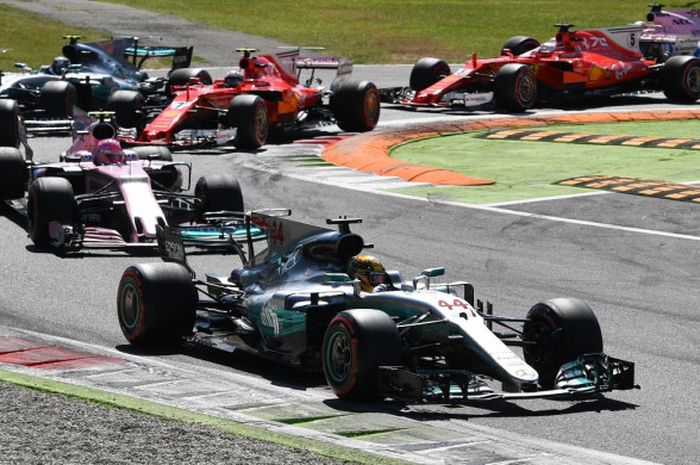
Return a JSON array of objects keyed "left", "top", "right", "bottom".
[
  {"left": 640, "top": 4, "right": 700, "bottom": 59},
  {"left": 0, "top": 99, "right": 251, "bottom": 253},
  {"left": 384, "top": 20, "right": 700, "bottom": 111},
  {"left": 109, "top": 48, "right": 380, "bottom": 150}
]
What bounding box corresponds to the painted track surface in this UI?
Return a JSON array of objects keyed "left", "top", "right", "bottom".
[
  {"left": 0, "top": 1, "right": 698, "bottom": 463},
  {"left": 322, "top": 109, "right": 700, "bottom": 185}
]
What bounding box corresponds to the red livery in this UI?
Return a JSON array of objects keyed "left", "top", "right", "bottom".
[
  {"left": 393, "top": 24, "right": 700, "bottom": 111},
  {"left": 111, "top": 48, "right": 380, "bottom": 149}
]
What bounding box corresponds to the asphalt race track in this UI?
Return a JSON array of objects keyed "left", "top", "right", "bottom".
[
  {"left": 1, "top": 2, "right": 699, "bottom": 464},
  {"left": 0, "top": 99, "right": 697, "bottom": 464}
]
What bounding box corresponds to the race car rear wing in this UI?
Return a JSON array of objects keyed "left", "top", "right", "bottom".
[
  {"left": 124, "top": 41, "right": 194, "bottom": 70},
  {"left": 275, "top": 47, "right": 353, "bottom": 81}
]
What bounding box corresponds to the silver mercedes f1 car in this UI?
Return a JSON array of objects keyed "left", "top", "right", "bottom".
[{"left": 117, "top": 212, "right": 637, "bottom": 402}]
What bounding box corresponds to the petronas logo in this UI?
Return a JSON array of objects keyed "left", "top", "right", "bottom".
[{"left": 260, "top": 302, "right": 280, "bottom": 335}]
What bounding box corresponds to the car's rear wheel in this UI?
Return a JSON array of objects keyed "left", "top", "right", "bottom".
[
  {"left": 194, "top": 174, "right": 244, "bottom": 221},
  {"left": 0, "top": 147, "right": 25, "bottom": 199},
  {"left": 330, "top": 80, "right": 380, "bottom": 132},
  {"left": 494, "top": 63, "right": 537, "bottom": 111},
  {"left": 522, "top": 297, "right": 603, "bottom": 389},
  {"left": 0, "top": 99, "right": 21, "bottom": 148},
  {"left": 167, "top": 67, "right": 213, "bottom": 94},
  {"left": 662, "top": 55, "right": 700, "bottom": 102},
  {"left": 501, "top": 36, "right": 540, "bottom": 56},
  {"left": 117, "top": 262, "right": 197, "bottom": 348},
  {"left": 27, "top": 176, "right": 78, "bottom": 246},
  {"left": 107, "top": 90, "right": 146, "bottom": 129},
  {"left": 322, "top": 309, "right": 402, "bottom": 401},
  {"left": 226, "top": 94, "right": 269, "bottom": 150},
  {"left": 130, "top": 145, "right": 173, "bottom": 161},
  {"left": 409, "top": 57, "right": 451, "bottom": 92},
  {"left": 39, "top": 80, "right": 77, "bottom": 117}
]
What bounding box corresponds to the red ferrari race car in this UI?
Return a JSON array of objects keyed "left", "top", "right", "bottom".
[
  {"left": 110, "top": 48, "right": 380, "bottom": 149},
  {"left": 386, "top": 23, "right": 700, "bottom": 111}
]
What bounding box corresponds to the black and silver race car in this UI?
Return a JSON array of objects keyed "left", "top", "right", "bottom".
[
  {"left": 117, "top": 212, "right": 637, "bottom": 402},
  {"left": 0, "top": 35, "right": 196, "bottom": 132}
]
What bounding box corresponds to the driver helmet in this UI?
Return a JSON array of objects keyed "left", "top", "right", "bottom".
[
  {"left": 348, "top": 255, "right": 387, "bottom": 292},
  {"left": 51, "top": 56, "right": 71, "bottom": 75},
  {"left": 94, "top": 139, "right": 125, "bottom": 165},
  {"left": 224, "top": 71, "right": 244, "bottom": 88}
]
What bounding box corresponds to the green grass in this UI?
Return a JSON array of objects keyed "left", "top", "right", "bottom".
[
  {"left": 0, "top": 4, "right": 107, "bottom": 70},
  {"left": 390, "top": 120, "right": 700, "bottom": 204},
  {"left": 101, "top": 0, "right": 688, "bottom": 63}
]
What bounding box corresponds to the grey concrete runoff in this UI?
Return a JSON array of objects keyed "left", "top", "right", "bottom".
[{"left": 0, "top": 326, "right": 659, "bottom": 465}]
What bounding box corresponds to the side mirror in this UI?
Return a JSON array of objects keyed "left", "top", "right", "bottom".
[
  {"left": 324, "top": 273, "right": 350, "bottom": 284},
  {"left": 421, "top": 267, "right": 445, "bottom": 278},
  {"left": 413, "top": 267, "right": 445, "bottom": 290}
]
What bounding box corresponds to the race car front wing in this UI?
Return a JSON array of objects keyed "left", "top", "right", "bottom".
[{"left": 377, "top": 353, "right": 637, "bottom": 403}]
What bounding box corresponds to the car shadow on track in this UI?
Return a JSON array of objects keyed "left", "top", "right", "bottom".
[
  {"left": 116, "top": 342, "right": 326, "bottom": 391},
  {"left": 384, "top": 94, "right": 670, "bottom": 116},
  {"left": 0, "top": 202, "right": 27, "bottom": 231},
  {"left": 115, "top": 337, "right": 640, "bottom": 416},
  {"left": 324, "top": 394, "right": 638, "bottom": 419}
]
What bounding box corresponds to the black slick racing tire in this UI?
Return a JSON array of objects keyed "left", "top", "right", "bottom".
[
  {"left": 0, "top": 99, "right": 21, "bottom": 148},
  {"left": 0, "top": 147, "right": 25, "bottom": 199},
  {"left": 129, "top": 145, "right": 173, "bottom": 161},
  {"left": 167, "top": 67, "right": 213, "bottom": 93},
  {"left": 322, "top": 309, "right": 402, "bottom": 402},
  {"left": 494, "top": 63, "right": 537, "bottom": 111},
  {"left": 409, "top": 57, "right": 451, "bottom": 92},
  {"left": 39, "top": 80, "right": 77, "bottom": 117},
  {"left": 117, "top": 262, "right": 197, "bottom": 348},
  {"left": 661, "top": 55, "right": 700, "bottom": 102},
  {"left": 27, "top": 177, "right": 78, "bottom": 246},
  {"left": 194, "top": 174, "right": 244, "bottom": 221},
  {"left": 522, "top": 297, "right": 603, "bottom": 389},
  {"left": 226, "top": 94, "right": 269, "bottom": 150},
  {"left": 330, "top": 80, "right": 380, "bottom": 132},
  {"left": 133, "top": 146, "right": 177, "bottom": 190},
  {"left": 107, "top": 90, "right": 146, "bottom": 129},
  {"left": 501, "top": 36, "right": 540, "bottom": 56}
]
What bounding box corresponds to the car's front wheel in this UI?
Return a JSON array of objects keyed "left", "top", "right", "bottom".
[
  {"left": 194, "top": 174, "right": 244, "bottom": 221},
  {"left": 322, "top": 309, "right": 402, "bottom": 401},
  {"left": 39, "top": 80, "right": 77, "bottom": 117},
  {"left": 0, "top": 147, "right": 25, "bottom": 200},
  {"left": 494, "top": 63, "right": 537, "bottom": 111},
  {"left": 226, "top": 94, "right": 269, "bottom": 150},
  {"left": 0, "top": 99, "right": 21, "bottom": 148},
  {"left": 27, "top": 177, "right": 78, "bottom": 246},
  {"left": 522, "top": 297, "right": 603, "bottom": 389}
]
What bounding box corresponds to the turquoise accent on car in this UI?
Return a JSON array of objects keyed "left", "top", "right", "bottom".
[{"left": 179, "top": 225, "right": 265, "bottom": 241}]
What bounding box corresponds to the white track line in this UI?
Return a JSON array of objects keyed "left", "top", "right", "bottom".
[
  {"left": 378, "top": 190, "right": 700, "bottom": 242},
  {"left": 485, "top": 190, "right": 610, "bottom": 207}
]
